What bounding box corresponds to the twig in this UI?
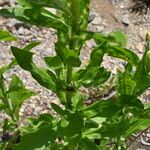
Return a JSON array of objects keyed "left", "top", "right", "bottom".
[{"left": 126, "top": 128, "right": 149, "bottom": 149}]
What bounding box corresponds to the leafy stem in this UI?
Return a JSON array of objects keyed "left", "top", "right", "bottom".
[{"left": 1, "top": 79, "right": 15, "bottom": 122}]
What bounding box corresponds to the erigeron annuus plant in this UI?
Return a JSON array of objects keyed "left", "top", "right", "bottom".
[{"left": 0, "top": 0, "right": 150, "bottom": 149}]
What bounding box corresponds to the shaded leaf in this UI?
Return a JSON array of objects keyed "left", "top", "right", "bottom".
[
  {"left": 80, "top": 138, "right": 99, "bottom": 150},
  {"left": 77, "top": 67, "right": 110, "bottom": 87},
  {"left": 83, "top": 100, "right": 120, "bottom": 118},
  {"left": 51, "top": 103, "right": 66, "bottom": 116},
  {"left": 13, "top": 123, "right": 52, "bottom": 150}
]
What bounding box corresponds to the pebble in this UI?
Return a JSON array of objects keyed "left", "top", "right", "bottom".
[
  {"left": 92, "top": 16, "right": 103, "bottom": 25},
  {"left": 122, "top": 14, "right": 130, "bottom": 26},
  {"left": 135, "top": 43, "right": 144, "bottom": 53},
  {"left": 139, "top": 28, "right": 147, "bottom": 41},
  {"left": 88, "top": 13, "right": 96, "bottom": 23},
  {"left": 0, "top": 53, "right": 7, "bottom": 60}
]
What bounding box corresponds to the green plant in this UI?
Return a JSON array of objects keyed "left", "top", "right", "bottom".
[
  {"left": 0, "top": 30, "right": 35, "bottom": 149},
  {"left": 0, "top": 0, "right": 150, "bottom": 149}
]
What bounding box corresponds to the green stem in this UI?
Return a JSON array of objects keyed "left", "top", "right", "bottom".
[
  {"left": 1, "top": 76, "right": 15, "bottom": 121},
  {"left": 66, "top": 65, "right": 73, "bottom": 108},
  {"left": 65, "top": 0, "right": 79, "bottom": 109},
  {"left": 2, "top": 94, "right": 15, "bottom": 122}
]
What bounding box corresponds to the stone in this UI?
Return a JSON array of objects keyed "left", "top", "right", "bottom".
[
  {"left": 139, "top": 28, "right": 147, "bottom": 41},
  {"left": 92, "top": 16, "right": 103, "bottom": 25},
  {"left": 0, "top": 53, "right": 7, "bottom": 60},
  {"left": 122, "top": 14, "right": 130, "bottom": 26},
  {"left": 135, "top": 43, "right": 144, "bottom": 53},
  {"left": 88, "top": 13, "right": 96, "bottom": 23}
]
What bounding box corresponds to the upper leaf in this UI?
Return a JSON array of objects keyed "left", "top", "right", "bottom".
[{"left": 11, "top": 46, "right": 58, "bottom": 92}]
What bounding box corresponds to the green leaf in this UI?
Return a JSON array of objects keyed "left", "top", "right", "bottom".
[
  {"left": 100, "top": 118, "right": 130, "bottom": 138},
  {"left": 80, "top": 138, "right": 99, "bottom": 150},
  {"left": 0, "top": 7, "right": 68, "bottom": 31},
  {"left": 55, "top": 42, "right": 81, "bottom": 67},
  {"left": 44, "top": 55, "right": 62, "bottom": 69},
  {"left": 23, "top": 42, "right": 41, "bottom": 51},
  {"left": 60, "top": 111, "right": 83, "bottom": 137},
  {"left": 117, "top": 95, "right": 144, "bottom": 110},
  {"left": 78, "top": 67, "right": 110, "bottom": 87},
  {"left": 11, "top": 46, "right": 58, "bottom": 92},
  {"left": 66, "top": 50, "right": 81, "bottom": 67},
  {"left": 83, "top": 100, "right": 120, "bottom": 118},
  {"left": 110, "top": 31, "right": 127, "bottom": 47},
  {"left": 7, "top": 75, "right": 35, "bottom": 118},
  {"left": 13, "top": 123, "right": 52, "bottom": 150},
  {"left": 117, "top": 67, "right": 136, "bottom": 95},
  {"left": 125, "top": 119, "right": 150, "bottom": 138},
  {"left": 107, "top": 45, "right": 139, "bottom": 66},
  {"left": 11, "top": 46, "right": 33, "bottom": 70},
  {"left": 51, "top": 103, "right": 66, "bottom": 116},
  {"left": 133, "top": 49, "right": 150, "bottom": 96},
  {"left": 27, "top": 0, "right": 70, "bottom": 13},
  {"left": 88, "top": 42, "right": 106, "bottom": 67},
  {"left": 0, "top": 29, "right": 17, "bottom": 41},
  {"left": 30, "top": 64, "right": 57, "bottom": 92}
]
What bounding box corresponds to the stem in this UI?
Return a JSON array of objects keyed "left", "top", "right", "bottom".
[
  {"left": 1, "top": 75, "right": 15, "bottom": 122},
  {"left": 2, "top": 94, "right": 15, "bottom": 122},
  {"left": 66, "top": 65, "right": 73, "bottom": 108},
  {"left": 65, "top": 0, "right": 79, "bottom": 109}
]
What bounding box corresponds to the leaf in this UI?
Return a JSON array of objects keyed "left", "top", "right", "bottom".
[
  {"left": 7, "top": 75, "right": 35, "bottom": 118},
  {"left": 77, "top": 67, "right": 110, "bottom": 87},
  {"left": 44, "top": 55, "right": 62, "bottom": 69},
  {"left": 11, "top": 46, "right": 58, "bottom": 92},
  {"left": 107, "top": 45, "right": 139, "bottom": 66},
  {"left": 117, "top": 95, "right": 144, "bottom": 110},
  {"left": 133, "top": 49, "right": 150, "bottom": 96},
  {"left": 66, "top": 50, "right": 81, "bottom": 67},
  {"left": 13, "top": 123, "right": 52, "bottom": 150},
  {"left": 88, "top": 42, "right": 106, "bottom": 67},
  {"left": 0, "top": 7, "right": 68, "bottom": 31},
  {"left": 23, "top": 42, "right": 41, "bottom": 51},
  {"left": 11, "top": 46, "right": 33, "bottom": 71},
  {"left": 125, "top": 119, "right": 150, "bottom": 138},
  {"left": 0, "top": 29, "right": 17, "bottom": 41},
  {"left": 27, "top": 0, "right": 70, "bottom": 13},
  {"left": 30, "top": 64, "right": 57, "bottom": 92},
  {"left": 80, "top": 138, "right": 99, "bottom": 150},
  {"left": 110, "top": 31, "right": 127, "bottom": 47},
  {"left": 58, "top": 111, "right": 83, "bottom": 137},
  {"left": 55, "top": 42, "right": 81, "bottom": 67},
  {"left": 100, "top": 118, "right": 130, "bottom": 138},
  {"left": 51, "top": 103, "right": 66, "bottom": 116},
  {"left": 83, "top": 100, "right": 120, "bottom": 118},
  {"left": 117, "top": 67, "right": 136, "bottom": 95}
]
